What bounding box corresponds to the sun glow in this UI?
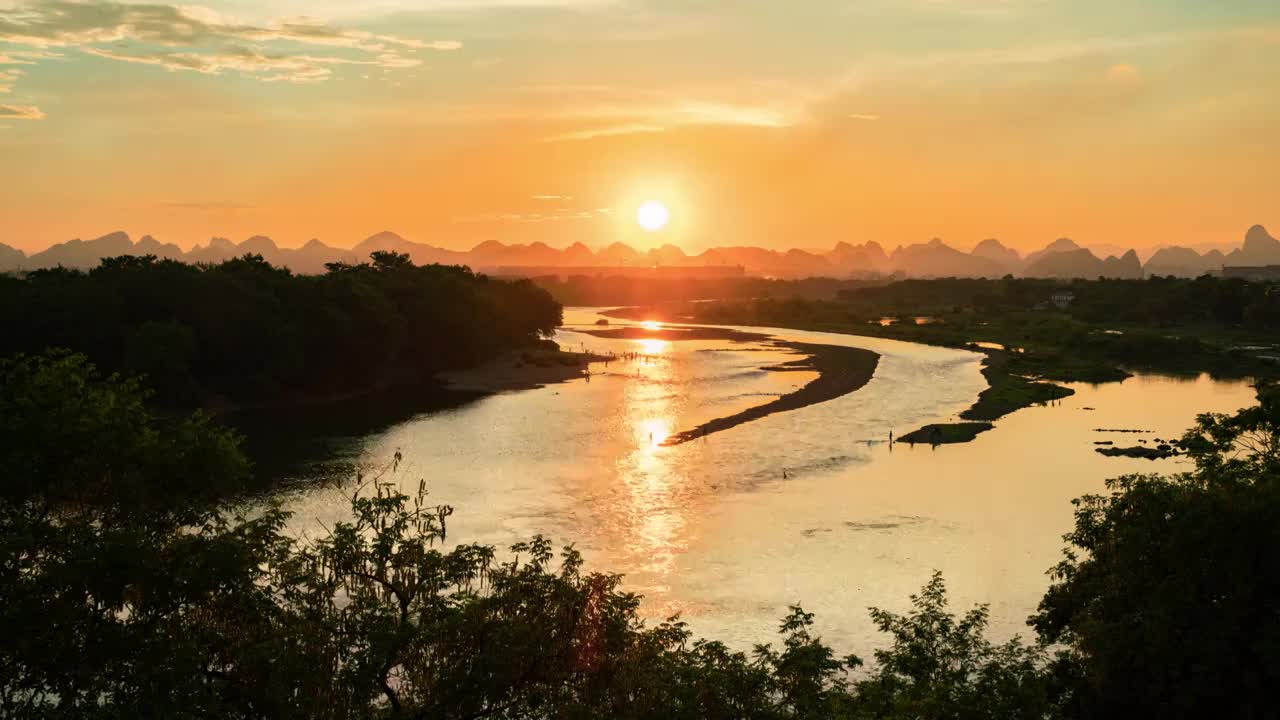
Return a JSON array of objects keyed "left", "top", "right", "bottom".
[{"left": 636, "top": 201, "right": 670, "bottom": 232}]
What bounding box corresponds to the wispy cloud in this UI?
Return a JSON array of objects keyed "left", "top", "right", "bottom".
[
  {"left": 455, "top": 207, "right": 612, "bottom": 223},
  {"left": 0, "top": 49, "right": 60, "bottom": 64},
  {"left": 540, "top": 93, "right": 801, "bottom": 141},
  {"left": 667, "top": 101, "right": 791, "bottom": 128},
  {"left": 0, "top": 0, "right": 459, "bottom": 84},
  {"left": 0, "top": 68, "right": 20, "bottom": 92},
  {"left": 0, "top": 103, "right": 43, "bottom": 119},
  {"left": 81, "top": 46, "right": 419, "bottom": 83},
  {"left": 847, "top": 113, "right": 880, "bottom": 121},
  {"left": 543, "top": 122, "right": 664, "bottom": 142}
]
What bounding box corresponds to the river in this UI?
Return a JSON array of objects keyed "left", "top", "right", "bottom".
[{"left": 264, "top": 308, "right": 1256, "bottom": 654}]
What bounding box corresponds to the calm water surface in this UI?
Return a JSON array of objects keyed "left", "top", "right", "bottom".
[{"left": 273, "top": 308, "right": 1255, "bottom": 652}]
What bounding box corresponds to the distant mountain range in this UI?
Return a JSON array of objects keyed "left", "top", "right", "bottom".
[{"left": 2, "top": 225, "right": 1276, "bottom": 280}]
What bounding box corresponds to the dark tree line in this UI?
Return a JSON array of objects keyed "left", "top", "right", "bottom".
[
  {"left": 836, "top": 275, "right": 1280, "bottom": 330},
  {"left": 0, "top": 252, "right": 561, "bottom": 408}
]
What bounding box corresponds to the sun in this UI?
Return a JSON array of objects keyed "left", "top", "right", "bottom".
[{"left": 636, "top": 201, "right": 670, "bottom": 232}]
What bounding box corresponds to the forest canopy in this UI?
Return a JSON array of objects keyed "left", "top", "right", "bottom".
[{"left": 0, "top": 252, "right": 562, "bottom": 408}]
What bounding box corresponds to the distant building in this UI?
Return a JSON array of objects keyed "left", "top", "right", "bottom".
[
  {"left": 1223, "top": 265, "right": 1280, "bottom": 281},
  {"left": 1050, "top": 290, "right": 1075, "bottom": 309}
]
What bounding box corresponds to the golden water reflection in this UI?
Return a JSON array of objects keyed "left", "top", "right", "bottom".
[
  {"left": 618, "top": 334, "right": 685, "bottom": 584},
  {"left": 635, "top": 337, "right": 668, "bottom": 356}
]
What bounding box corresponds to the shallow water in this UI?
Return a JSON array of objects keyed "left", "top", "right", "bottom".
[{"left": 273, "top": 308, "right": 1256, "bottom": 654}]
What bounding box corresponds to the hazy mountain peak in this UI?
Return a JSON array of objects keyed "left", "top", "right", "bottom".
[
  {"left": 364, "top": 231, "right": 408, "bottom": 245},
  {"left": 91, "top": 231, "right": 131, "bottom": 245},
  {"left": 209, "top": 237, "right": 235, "bottom": 250},
  {"left": 302, "top": 238, "right": 330, "bottom": 250},
  {"left": 1243, "top": 224, "right": 1277, "bottom": 249},
  {"left": 471, "top": 240, "right": 505, "bottom": 253},
  {"left": 239, "top": 235, "right": 278, "bottom": 253},
  {"left": 598, "top": 241, "right": 641, "bottom": 263},
  {"left": 1044, "top": 237, "right": 1080, "bottom": 252},
  {"left": 0, "top": 242, "right": 26, "bottom": 265},
  {"left": 972, "top": 238, "right": 1021, "bottom": 265}
]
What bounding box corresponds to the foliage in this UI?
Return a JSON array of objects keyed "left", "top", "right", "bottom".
[
  {"left": 855, "top": 572, "right": 1052, "bottom": 720},
  {"left": 10, "top": 349, "right": 1279, "bottom": 718},
  {"left": 0, "top": 350, "right": 248, "bottom": 516},
  {"left": 0, "top": 351, "right": 1052, "bottom": 719},
  {"left": 1033, "top": 383, "right": 1280, "bottom": 719},
  {"left": 0, "top": 252, "right": 562, "bottom": 408}
]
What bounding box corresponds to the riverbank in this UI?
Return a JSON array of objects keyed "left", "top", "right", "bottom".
[
  {"left": 439, "top": 347, "right": 608, "bottom": 392},
  {"left": 666, "top": 340, "right": 879, "bottom": 445},
  {"left": 579, "top": 323, "right": 881, "bottom": 445},
  {"left": 599, "top": 306, "right": 1113, "bottom": 445}
]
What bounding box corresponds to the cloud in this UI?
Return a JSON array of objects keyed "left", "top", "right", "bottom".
[
  {"left": 0, "top": 48, "right": 60, "bottom": 64},
  {"left": 80, "top": 45, "right": 420, "bottom": 82},
  {"left": 0, "top": 103, "right": 43, "bottom": 118},
  {"left": 667, "top": 101, "right": 790, "bottom": 128},
  {"left": 543, "top": 122, "right": 664, "bottom": 142},
  {"left": 0, "top": 68, "right": 20, "bottom": 92},
  {"left": 0, "top": 0, "right": 458, "bottom": 83},
  {"left": 532, "top": 194, "right": 573, "bottom": 200},
  {"left": 847, "top": 113, "right": 880, "bottom": 121}
]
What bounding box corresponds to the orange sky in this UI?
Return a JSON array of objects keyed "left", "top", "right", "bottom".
[{"left": 1, "top": 1, "right": 1277, "bottom": 253}]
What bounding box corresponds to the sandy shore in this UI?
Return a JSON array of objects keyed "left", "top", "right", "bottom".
[
  {"left": 582, "top": 324, "right": 881, "bottom": 446},
  {"left": 660, "top": 340, "right": 880, "bottom": 445},
  {"left": 438, "top": 348, "right": 607, "bottom": 392}
]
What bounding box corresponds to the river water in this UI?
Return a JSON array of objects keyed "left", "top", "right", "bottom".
[{"left": 269, "top": 308, "right": 1256, "bottom": 654}]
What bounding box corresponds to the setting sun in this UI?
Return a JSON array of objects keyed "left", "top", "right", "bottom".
[{"left": 636, "top": 201, "right": 670, "bottom": 232}]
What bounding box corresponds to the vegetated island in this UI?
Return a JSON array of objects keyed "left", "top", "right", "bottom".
[{"left": 577, "top": 325, "right": 880, "bottom": 445}]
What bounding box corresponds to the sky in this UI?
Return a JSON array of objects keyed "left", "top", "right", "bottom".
[{"left": 0, "top": 0, "right": 1277, "bottom": 254}]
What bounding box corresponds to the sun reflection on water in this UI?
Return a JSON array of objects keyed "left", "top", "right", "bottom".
[
  {"left": 636, "top": 337, "right": 668, "bottom": 356},
  {"left": 638, "top": 417, "right": 671, "bottom": 449},
  {"left": 617, "top": 335, "right": 688, "bottom": 588}
]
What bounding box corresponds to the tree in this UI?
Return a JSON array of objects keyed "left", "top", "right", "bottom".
[
  {"left": 853, "top": 573, "right": 1051, "bottom": 720},
  {"left": 1033, "top": 383, "right": 1280, "bottom": 719}
]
